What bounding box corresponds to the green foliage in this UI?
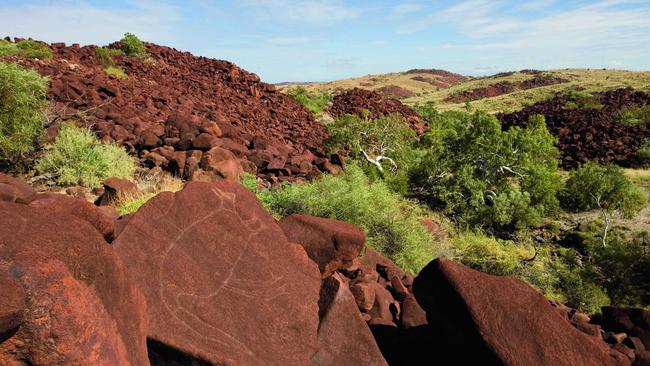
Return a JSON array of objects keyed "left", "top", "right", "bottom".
[
  {"left": 562, "top": 162, "right": 646, "bottom": 218},
  {"left": 254, "top": 164, "right": 450, "bottom": 273},
  {"left": 618, "top": 104, "right": 650, "bottom": 126},
  {"left": 115, "top": 192, "right": 156, "bottom": 215},
  {"left": 577, "top": 222, "right": 650, "bottom": 306},
  {"left": 450, "top": 231, "right": 534, "bottom": 276},
  {"left": 105, "top": 66, "right": 128, "bottom": 79},
  {"left": 0, "top": 39, "right": 53, "bottom": 60},
  {"left": 325, "top": 113, "right": 420, "bottom": 195},
  {"left": 412, "top": 111, "right": 562, "bottom": 232},
  {"left": 95, "top": 47, "right": 124, "bottom": 67},
  {"left": 36, "top": 123, "right": 137, "bottom": 188},
  {"left": 564, "top": 90, "right": 603, "bottom": 110},
  {"left": 286, "top": 87, "right": 332, "bottom": 114},
  {"left": 637, "top": 139, "right": 650, "bottom": 163},
  {"left": 120, "top": 33, "right": 148, "bottom": 60},
  {"left": 0, "top": 62, "right": 48, "bottom": 163}
]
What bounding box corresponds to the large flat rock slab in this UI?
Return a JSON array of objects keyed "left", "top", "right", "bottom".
[
  {"left": 413, "top": 258, "right": 626, "bottom": 366},
  {"left": 0, "top": 202, "right": 148, "bottom": 366},
  {"left": 113, "top": 181, "right": 321, "bottom": 365}
]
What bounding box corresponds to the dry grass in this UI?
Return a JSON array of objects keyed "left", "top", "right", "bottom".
[{"left": 113, "top": 171, "right": 184, "bottom": 215}]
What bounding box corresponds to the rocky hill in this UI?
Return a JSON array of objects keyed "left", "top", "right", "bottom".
[
  {"left": 4, "top": 39, "right": 335, "bottom": 184},
  {"left": 281, "top": 68, "right": 650, "bottom": 114}
]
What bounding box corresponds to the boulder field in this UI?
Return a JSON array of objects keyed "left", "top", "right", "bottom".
[
  {"left": 3, "top": 39, "right": 334, "bottom": 184},
  {"left": 1, "top": 173, "right": 649, "bottom": 365}
]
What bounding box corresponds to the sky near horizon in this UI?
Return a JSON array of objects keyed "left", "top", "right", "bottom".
[{"left": 1, "top": 0, "right": 649, "bottom": 83}]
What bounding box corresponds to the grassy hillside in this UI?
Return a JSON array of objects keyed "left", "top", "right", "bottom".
[{"left": 280, "top": 68, "right": 650, "bottom": 114}]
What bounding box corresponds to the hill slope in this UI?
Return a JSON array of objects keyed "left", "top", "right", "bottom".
[{"left": 281, "top": 68, "right": 650, "bottom": 114}]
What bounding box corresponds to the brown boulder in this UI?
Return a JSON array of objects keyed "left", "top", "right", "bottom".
[
  {"left": 0, "top": 174, "right": 36, "bottom": 204},
  {"left": 97, "top": 177, "right": 140, "bottom": 206},
  {"left": 314, "top": 274, "right": 388, "bottom": 366},
  {"left": 113, "top": 181, "right": 321, "bottom": 365},
  {"left": 29, "top": 194, "right": 116, "bottom": 242},
  {"left": 412, "top": 258, "right": 626, "bottom": 366},
  {"left": 201, "top": 146, "right": 244, "bottom": 181},
  {"left": 0, "top": 202, "right": 148, "bottom": 366},
  {"left": 279, "top": 214, "right": 366, "bottom": 278}
]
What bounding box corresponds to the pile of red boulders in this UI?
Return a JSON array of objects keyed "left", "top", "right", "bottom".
[
  {"left": 3, "top": 39, "right": 336, "bottom": 184},
  {"left": 499, "top": 88, "right": 650, "bottom": 168},
  {"left": 377, "top": 85, "right": 417, "bottom": 99},
  {"left": 445, "top": 74, "right": 569, "bottom": 103},
  {"left": 329, "top": 88, "right": 426, "bottom": 135},
  {"left": 2, "top": 173, "right": 648, "bottom": 365},
  {"left": 405, "top": 69, "right": 467, "bottom": 88}
]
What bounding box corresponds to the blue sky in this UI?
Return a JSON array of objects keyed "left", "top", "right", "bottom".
[{"left": 1, "top": 0, "right": 649, "bottom": 83}]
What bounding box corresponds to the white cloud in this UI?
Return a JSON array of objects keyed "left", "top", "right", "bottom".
[
  {"left": 370, "top": 40, "right": 386, "bottom": 45},
  {"left": 518, "top": 0, "right": 555, "bottom": 10},
  {"left": 241, "top": 0, "right": 364, "bottom": 25},
  {"left": 392, "top": 3, "right": 426, "bottom": 15},
  {"left": 0, "top": 1, "right": 180, "bottom": 46}
]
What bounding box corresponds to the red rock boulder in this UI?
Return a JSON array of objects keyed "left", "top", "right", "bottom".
[
  {"left": 0, "top": 202, "right": 148, "bottom": 366},
  {"left": 412, "top": 258, "right": 627, "bottom": 366},
  {"left": 97, "top": 177, "right": 140, "bottom": 206},
  {"left": 0, "top": 173, "right": 36, "bottom": 204},
  {"left": 279, "top": 214, "right": 366, "bottom": 278},
  {"left": 113, "top": 181, "right": 321, "bottom": 365}
]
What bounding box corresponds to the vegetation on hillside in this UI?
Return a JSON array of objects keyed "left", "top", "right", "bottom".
[
  {"left": 120, "top": 33, "right": 148, "bottom": 60},
  {"left": 0, "top": 62, "right": 48, "bottom": 165},
  {"left": 285, "top": 86, "right": 332, "bottom": 114},
  {"left": 36, "top": 123, "right": 137, "bottom": 188},
  {"left": 0, "top": 39, "right": 53, "bottom": 60}
]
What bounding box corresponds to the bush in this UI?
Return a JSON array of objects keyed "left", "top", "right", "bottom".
[
  {"left": 286, "top": 87, "right": 332, "bottom": 115},
  {"left": 253, "top": 164, "right": 450, "bottom": 273},
  {"left": 325, "top": 113, "right": 420, "bottom": 195},
  {"left": 564, "top": 90, "right": 603, "bottom": 110},
  {"left": 0, "top": 39, "right": 53, "bottom": 60},
  {"left": 36, "top": 123, "right": 137, "bottom": 188},
  {"left": 120, "top": 33, "right": 148, "bottom": 60},
  {"left": 105, "top": 66, "right": 128, "bottom": 79},
  {"left": 450, "top": 231, "right": 534, "bottom": 276},
  {"left": 561, "top": 162, "right": 646, "bottom": 218},
  {"left": 618, "top": 104, "right": 650, "bottom": 126},
  {"left": 637, "top": 139, "right": 650, "bottom": 163},
  {"left": 0, "top": 62, "right": 48, "bottom": 163},
  {"left": 95, "top": 47, "right": 124, "bottom": 67},
  {"left": 411, "top": 111, "right": 562, "bottom": 232}
]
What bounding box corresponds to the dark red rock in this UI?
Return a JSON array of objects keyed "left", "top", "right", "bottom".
[
  {"left": 29, "top": 194, "right": 116, "bottom": 242},
  {"left": 350, "top": 282, "right": 376, "bottom": 312},
  {"left": 368, "top": 282, "right": 399, "bottom": 327},
  {"left": 314, "top": 274, "right": 388, "bottom": 366},
  {"left": 279, "top": 214, "right": 366, "bottom": 278},
  {"left": 97, "top": 177, "right": 140, "bottom": 206},
  {"left": 0, "top": 174, "right": 36, "bottom": 204},
  {"left": 113, "top": 181, "right": 321, "bottom": 365},
  {"left": 412, "top": 258, "right": 626, "bottom": 366},
  {"left": 400, "top": 294, "right": 428, "bottom": 328},
  {"left": 0, "top": 272, "right": 25, "bottom": 334},
  {"left": 361, "top": 248, "right": 405, "bottom": 281},
  {"left": 0, "top": 202, "right": 148, "bottom": 365}
]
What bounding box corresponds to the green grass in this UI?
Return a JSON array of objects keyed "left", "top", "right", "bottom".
[
  {"left": 285, "top": 86, "right": 332, "bottom": 114},
  {"left": 618, "top": 104, "right": 650, "bottom": 125},
  {"left": 120, "top": 32, "right": 148, "bottom": 60},
  {"left": 0, "top": 39, "right": 53, "bottom": 60},
  {"left": 36, "top": 122, "right": 137, "bottom": 188},
  {"left": 105, "top": 66, "right": 128, "bottom": 79},
  {"left": 115, "top": 192, "right": 156, "bottom": 215},
  {"left": 95, "top": 47, "right": 124, "bottom": 67}
]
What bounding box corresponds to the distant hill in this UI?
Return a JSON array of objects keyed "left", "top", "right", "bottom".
[{"left": 279, "top": 68, "right": 650, "bottom": 114}]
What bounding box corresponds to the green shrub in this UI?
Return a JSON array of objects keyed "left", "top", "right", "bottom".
[
  {"left": 105, "top": 66, "right": 128, "bottom": 79},
  {"left": 564, "top": 90, "right": 603, "bottom": 110},
  {"left": 325, "top": 113, "right": 420, "bottom": 195},
  {"left": 286, "top": 87, "right": 332, "bottom": 115},
  {"left": 450, "top": 231, "right": 534, "bottom": 276},
  {"left": 0, "top": 39, "right": 53, "bottom": 60},
  {"left": 561, "top": 162, "right": 646, "bottom": 218},
  {"left": 36, "top": 123, "right": 137, "bottom": 188},
  {"left": 115, "top": 192, "right": 156, "bottom": 215},
  {"left": 253, "top": 164, "right": 450, "bottom": 273},
  {"left": 120, "top": 33, "right": 147, "bottom": 60},
  {"left": 95, "top": 47, "right": 123, "bottom": 67},
  {"left": 637, "top": 139, "right": 650, "bottom": 163},
  {"left": 411, "top": 112, "right": 562, "bottom": 232},
  {"left": 618, "top": 104, "right": 650, "bottom": 126},
  {"left": 0, "top": 62, "right": 48, "bottom": 163}
]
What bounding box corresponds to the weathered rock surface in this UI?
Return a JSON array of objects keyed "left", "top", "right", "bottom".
[
  {"left": 0, "top": 202, "right": 148, "bottom": 366},
  {"left": 412, "top": 257, "right": 627, "bottom": 366},
  {"left": 314, "top": 274, "right": 387, "bottom": 366},
  {"left": 97, "top": 177, "right": 140, "bottom": 206},
  {"left": 0, "top": 173, "right": 36, "bottom": 204},
  {"left": 113, "top": 181, "right": 322, "bottom": 365},
  {"left": 0, "top": 273, "right": 25, "bottom": 336},
  {"left": 280, "top": 214, "right": 365, "bottom": 278}
]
